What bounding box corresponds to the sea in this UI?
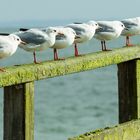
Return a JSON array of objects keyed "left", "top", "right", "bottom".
[{"left": 0, "top": 22, "right": 139, "bottom": 140}]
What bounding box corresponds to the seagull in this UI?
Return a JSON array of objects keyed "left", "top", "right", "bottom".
[
  {"left": 16, "top": 27, "right": 60, "bottom": 63},
  {"left": 0, "top": 34, "right": 25, "bottom": 71},
  {"left": 121, "top": 17, "right": 140, "bottom": 46},
  {"left": 94, "top": 21, "right": 126, "bottom": 51},
  {"left": 66, "top": 20, "right": 100, "bottom": 56},
  {"left": 48, "top": 26, "right": 76, "bottom": 60}
]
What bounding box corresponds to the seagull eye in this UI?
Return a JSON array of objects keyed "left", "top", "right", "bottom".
[
  {"left": 95, "top": 23, "right": 98, "bottom": 26},
  {"left": 17, "top": 38, "right": 20, "bottom": 41},
  {"left": 121, "top": 25, "right": 124, "bottom": 27},
  {"left": 53, "top": 30, "right": 57, "bottom": 32}
]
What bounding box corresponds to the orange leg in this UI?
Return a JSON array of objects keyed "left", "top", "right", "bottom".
[
  {"left": 54, "top": 48, "right": 65, "bottom": 60},
  {"left": 54, "top": 48, "right": 58, "bottom": 60},
  {"left": 126, "top": 36, "right": 134, "bottom": 46},
  {"left": 33, "top": 51, "right": 40, "bottom": 64},
  {"left": 74, "top": 43, "right": 79, "bottom": 56}
]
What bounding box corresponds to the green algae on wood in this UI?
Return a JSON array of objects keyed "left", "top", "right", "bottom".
[
  {"left": 0, "top": 46, "right": 140, "bottom": 87},
  {"left": 68, "top": 119, "right": 140, "bottom": 140},
  {"left": 25, "top": 82, "right": 34, "bottom": 140}
]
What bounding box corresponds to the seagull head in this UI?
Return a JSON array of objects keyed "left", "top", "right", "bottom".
[
  {"left": 114, "top": 21, "right": 126, "bottom": 30},
  {"left": 45, "top": 27, "right": 66, "bottom": 37},
  {"left": 45, "top": 27, "right": 59, "bottom": 34},
  {"left": 9, "top": 34, "right": 26, "bottom": 45},
  {"left": 87, "top": 20, "right": 101, "bottom": 30},
  {"left": 112, "top": 21, "right": 128, "bottom": 36}
]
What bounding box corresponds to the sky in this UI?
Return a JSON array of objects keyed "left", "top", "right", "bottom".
[{"left": 0, "top": 0, "right": 140, "bottom": 27}]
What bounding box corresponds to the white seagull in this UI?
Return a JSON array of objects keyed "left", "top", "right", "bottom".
[
  {"left": 121, "top": 17, "right": 140, "bottom": 46},
  {"left": 48, "top": 26, "right": 76, "bottom": 60},
  {"left": 66, "top": 20, "right": 100, "bottom": 56},
  {"left": 16, "top": 27, "right": 61, "bottom": 63},
  {"left": 94, "top": 21, "right": 126, "bottom": 51},
  {"left": 0, "top": 34, "right": 25, "bottom": 71}
]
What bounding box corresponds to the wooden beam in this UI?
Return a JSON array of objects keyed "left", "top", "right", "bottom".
[
  {"left": 118, "top": 59, "right": 140, "bottom": 123},
  {"left": 4, "top": 82, "right": 34, "bottom": 140},
  {"left": 0, "top": 46, "right": 140, "bottom": 87},
  {"left": 68, "top": 119, "right": 140, "bottom": 140}
]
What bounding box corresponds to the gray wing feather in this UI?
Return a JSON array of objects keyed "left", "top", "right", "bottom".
[
  {"left": 121, "top": 20, "right": 138, "bottom": 28},
  {"left": 96, "top": 23, "right": 115, "bottom": 33},
  {"left": 67, "top": 25, "right": 86, "bottom": 35},
  {"left": 73, "top": 22, "right": 83, "bottom": 24},
  {"left": 56, "top": 34, "right": 66, "bottom": 40},
  {"left": 17, "top": 31, "right": 46, "bottom": 45}
]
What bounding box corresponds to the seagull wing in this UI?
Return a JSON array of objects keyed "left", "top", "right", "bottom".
[
  {"left": 96, "top": 23, "right": 115, "bottom": 33},
  {"left": 73, "top": 22, "right": 83, "bottom": 24},
  {"left": 121, "top": 20, "right": 138, "bottom": 28},
  {"left": 67, "top": 24, "right": 86, "bottom": 36},
  {"left": 17, "top": 29, "right": 47, "bottom": 45},
  {"left": 56, "top": 34, "right": 67, "bottom": 40}
]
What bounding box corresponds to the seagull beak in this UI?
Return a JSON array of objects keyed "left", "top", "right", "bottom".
[
  {"left": 125, "top": 27, "right": 129, "bottom": 31},
  {"left": 20, "top": 41, "right": 27, "bottom": 45},
  {"left": 58, "top": 32, "right": 64, "bottom": 35},
  {"left": 75, "top": 35, "right": 81, "bottom": 39},
  {"left": 98, "top": 26, "right": 102, "bottom": 29}
]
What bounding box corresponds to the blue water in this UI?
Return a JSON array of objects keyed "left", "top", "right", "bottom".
[{"left": 0, "top": 26, "right": 139, "bottom": 140}]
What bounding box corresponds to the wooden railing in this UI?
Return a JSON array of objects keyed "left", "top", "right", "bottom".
[{"left": 2, "top": 46, "right": 140, "bottom": 140}]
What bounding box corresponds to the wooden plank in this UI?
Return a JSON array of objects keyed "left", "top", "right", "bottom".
[
  {"left": 25, "top": 82, "right": 34, "bottom": 140},
  {"left": 68, "top": 119, "right": 140, "bottom": 140},
  {"left": 118, "top": 60, "right": 140, "bottom": 123},
  {"left": 0, "top": 46, "right": 140, "bottom": 87},
  {"left": 4, "top": 82, "right": 34, "bottom": 140}
]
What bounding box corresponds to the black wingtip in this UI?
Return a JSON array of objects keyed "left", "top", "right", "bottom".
[
  {"left": 73, "top": 22, "right": 83, "bottom": 24},
  {"left": 0, "top": 33, "right": 10, "bottom": 36},
  {"left": 19, "top": 28, "right": 29, "bottom": 31}
]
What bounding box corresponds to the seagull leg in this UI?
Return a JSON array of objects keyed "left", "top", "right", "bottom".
[
  {"left": 104, "top": 41, "right": 107, "bottom": 51},
  {"left": 104, "top": 41, "right": 112, "bottom": 51},
  {"left": 126, "top": 36, "right": 133, "bottom": 46},
  {"left": 53, "top": 48, "right": 65, "bottom": 60},
  {"left": 33, "top": 51, "right": 39, "bottom": 64},
  {"left": 101, "top": 41, "right": 104, "bottom": 51},
  {"left": 74, "top": 43, "right": 79, "bottom": 56},
  {"left": 54, "top": 48, "right": 59, "bottom": 60}
]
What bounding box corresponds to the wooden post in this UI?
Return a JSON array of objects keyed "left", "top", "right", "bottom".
[
  {"left": 4, "top": 82, "right": 34, "bottom": 140},
  {"left": 118, "top": 59, "right": 140, "bottom": 123}
]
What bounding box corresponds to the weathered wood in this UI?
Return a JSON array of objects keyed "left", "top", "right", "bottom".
[
  {"left": 68, "top": 119, "right": 140, "bottom": 140},
  {"left": 118, "top": 60, "right": 140, "bottom": 123},
  {"left": 0, "top": 46, "right": 140, "bottom": 87},
  {"left": 4, "top": 82, "right": 34, "bottom": 140}
]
